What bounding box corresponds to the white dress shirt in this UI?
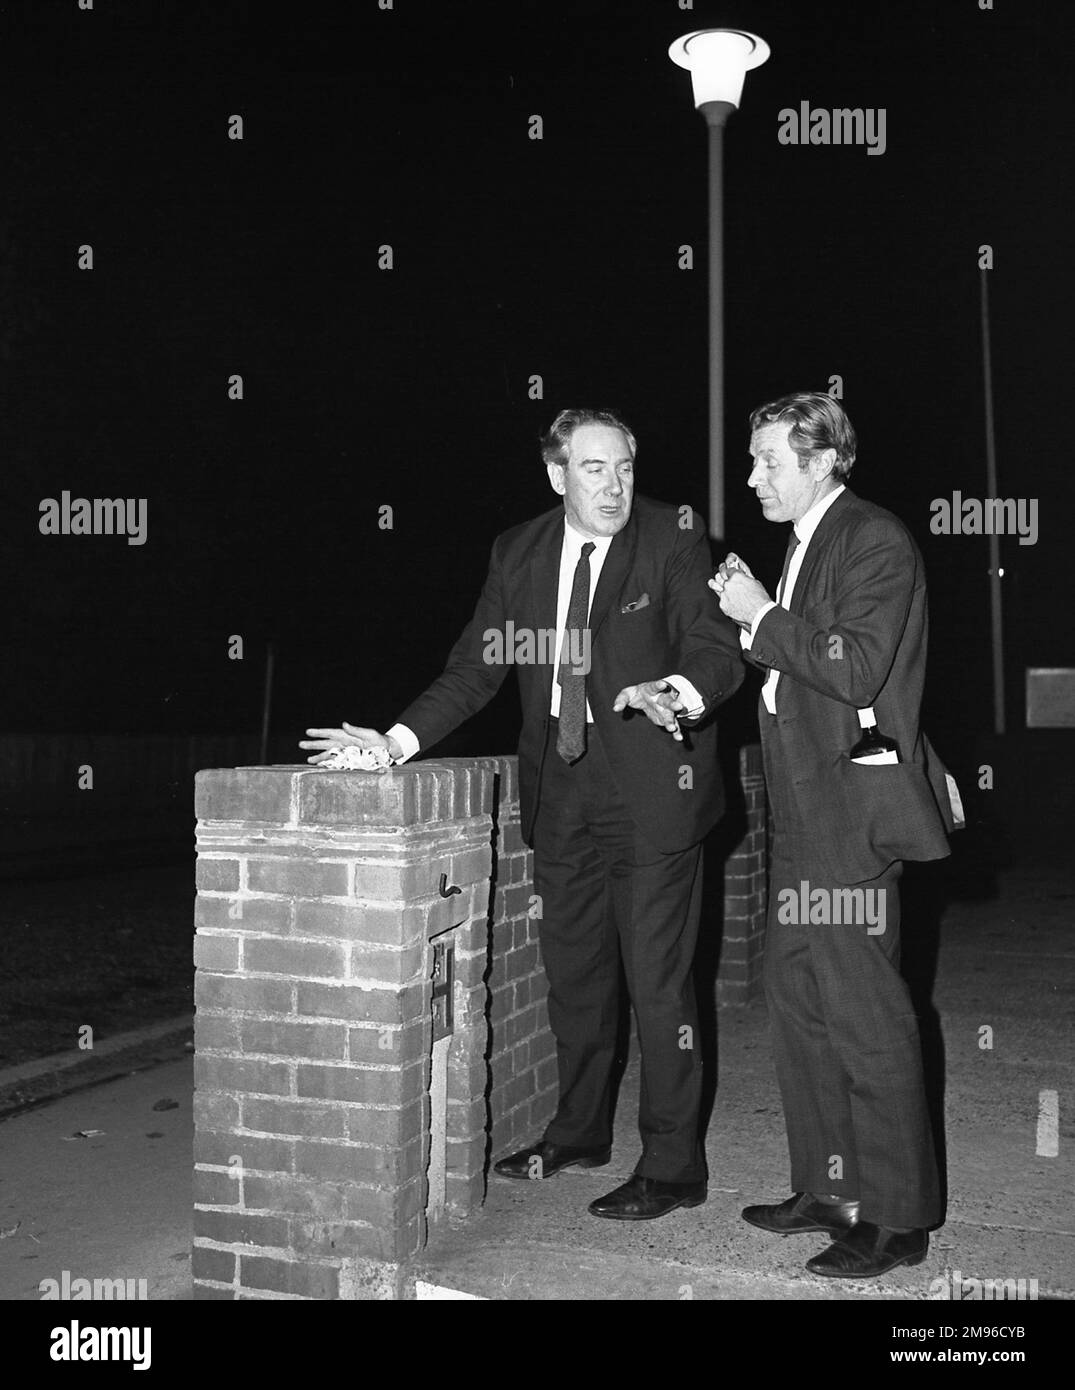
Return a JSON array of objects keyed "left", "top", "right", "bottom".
[
  {"left": 741, "top": 483, "right": 845, "bottom": 715},
  {"left": 388, "top": 516, "right": 705, "bottom": 762}
]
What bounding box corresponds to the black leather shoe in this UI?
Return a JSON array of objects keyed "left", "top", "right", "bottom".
[
  {"left": 742, "top": 1191, "right": 860, "bottom": 1236},
  {"left": 806, "top": 1221, "right": 928, "bottom": 1278},
  {"left": 493, "top": 1140, "right": 611, "bottom": 1181},
  {"left": 588, "top": 1174, "right": 707, "bottom": 1221}
]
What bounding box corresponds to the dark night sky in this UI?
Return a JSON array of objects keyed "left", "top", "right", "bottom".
[{"left": 3, "top": 0, "right": 1072, "bottom": 766}]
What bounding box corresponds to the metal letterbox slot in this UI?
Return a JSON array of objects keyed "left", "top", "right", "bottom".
[{"left": 431, "top": 937, "right": 454, "bottom": 1041}]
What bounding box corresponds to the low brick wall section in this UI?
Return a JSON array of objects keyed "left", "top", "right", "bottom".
[
  {"left": 717, "top": 743, "right": 768, "bottom": 1006},
  {"left": 192, "top": 757, "right": 551, "bottom": 1300},
  {"left": 192, "top": 747, "right": 766, "bottom": 1299}
]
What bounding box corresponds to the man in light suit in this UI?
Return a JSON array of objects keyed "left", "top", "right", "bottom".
[
  {"left": 303, "top": 408, "right": 743, "bottom": 1220},
  {"left": 711, "top": 392, "right": 953, "bottom": 1277}
]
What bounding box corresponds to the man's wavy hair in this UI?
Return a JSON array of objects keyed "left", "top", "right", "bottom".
[
  {"left": 749, "top": 392, "right": 857, "bottom": 482},
  {"left": 540, "top": 408, "right": 637, "bottom": 470}
]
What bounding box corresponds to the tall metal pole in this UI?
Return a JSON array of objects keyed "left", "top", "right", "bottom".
[
  {"left": 701, "top": 101, "right": 734, "bottom": 541},
  {"left": 259, "top": 639, "right": 275, "bottom": 764},
  {"left": 980, "top": 267, "right": 1005, "bottom": 735}
]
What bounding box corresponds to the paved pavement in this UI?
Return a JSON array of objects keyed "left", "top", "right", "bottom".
[{"left": 0, "top": 864, "right": 1071, "bottom": 1302}]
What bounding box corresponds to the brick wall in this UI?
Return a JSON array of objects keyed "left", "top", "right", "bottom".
[
  {"left": 715, "top": 743, "right": 769, "bottom": 1005},
  {"left": 192, "top": 747, "right": 767, "bottom": 1299},
  {"left": 192, "top": 757, "right": 556, "bottom": 1300}
]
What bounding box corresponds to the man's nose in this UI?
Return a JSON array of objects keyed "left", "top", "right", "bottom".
[
  {"left": 605, "top": 474, "right": 623, "bottom": 495},
  {"left": 747, "top": 464, "right": 764, "bottom": 488}
]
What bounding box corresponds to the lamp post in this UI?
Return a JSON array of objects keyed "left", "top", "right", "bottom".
[{"left": 669, "top": 29, "right": 770, "bottom": 540}]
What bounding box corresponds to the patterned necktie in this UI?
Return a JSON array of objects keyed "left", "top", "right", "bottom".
[
  {"left": 761, "top": 529, "right": 800, "bottom": 715},
  {"left": 557, "top": 541, "right": 595, "bottom": 763},
  {"left": 776, "top": 529, "right": 800, "bottom": 606}
]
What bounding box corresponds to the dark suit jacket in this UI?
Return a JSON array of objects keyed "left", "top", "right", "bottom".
[
  {"left": 396, "top": 495, "right": 744, "bottom": 852},
  {"left": 747, "top": 487, "right": 954, "bottom": 883}
]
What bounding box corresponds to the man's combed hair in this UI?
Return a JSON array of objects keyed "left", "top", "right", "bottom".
[
  {"left": 749, "top": 392, "right": 857, "bottom": 481},
  {"left": 541, "top": 408, "right": 637, "bottom": 469}
]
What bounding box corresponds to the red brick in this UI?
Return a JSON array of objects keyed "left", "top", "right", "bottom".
[
  {"left": 490, "top": 987, "right": 513, "bottom": 1024},
  {"left": 293, "top": 1140, "right": 397, "bottom": 1182},
  {"left": 347, "top": 1022, "right": 427, "bottom": 1066},
  {"left": 196, "top": 894, "right": 292, "bottom": 935},
  {"left": 507, "top": 942, "right": 539, "bottom": 976},
  {"left": 296, "top": 982, "right": 416, "bottom": 1025},
  {"left": 344, "top": 1102, "right": 423, "bottom": 1147},
  {"left": 289, "top": 1220, "right": 383, "bottom": 1259},
  {"left": 240, "top": 1018, "right": 347, "bottom": 1061},
  {"left": 193, "top": 1282, "right": 235, "bottom": 1300},
  {"left": 535, "top": 1057, "right": 557, "bottom": 1091},
  {"left": 196, "top": 858, "right": 240, "bottom": 892},
  {"left": 247, "top": 858, "right": 349, "bottom": 899},
  {"left": 448, "top": 844, "right": 492, "bottom": 888},
  {"left": 193, "top": 1090, "right": 240, "bottom": 1131},
  {"left": 348, "top": 942, "right": 424, "bottom": 985},
  {"left": 194, "top": 1209, "right": 290, "bottom": 1249},
  {"left": 193, "top": 1166, "right": 243, "bottom": 1207},
  {"left": 297, "top": 772, "right": 418, "bottom": 828},
  {"left": 194, "top": 934, "right": 239, "bottom": 972},
  {"left": 196, "top": 973, "right": 293, "bottom": 1015},
  {"left": 501, "top": 884, "right": 532, "bottom": 920},
  {"left": 239, "top": 1254, "right": 338, "bottom": 1300},
  {"left": 445, "top": 1133, "right": 486, "bottom": 1176},
  {"left": 352, "top": 859, "right": 443, "bottom": 900},
  {"left": 241, "top": 1097, "right": 347, "bottom": 1140},
  {"left": 293, "top": 900, "right": 420, "bottom": 945},
  {"left": 242, "top": 1174, "right": 347, "bottom": 1219},
  {"left": 447, "top": 1054, "right": 488, "bottom": 1100},
  {"left": 446, "top": 1096, "right": 485, "bottom": 1141},
  {"left": 196, "top": 767, "right": 296, "bottom": 824},
  {"left": 342, "top": 1178, "right": 424, "bottom": 1226},
  {"left": 195, "top": 1055, "right": 291, "bottom": 1096},
  {"left": 295, "top": 1063, "right": 414, "bottom": 1105},
  {"left": 192, "top": 1244, "right": 236, "bottom": 1283},
  {"left": 195, "top": 1014, "right": 242, "bottom": 1052},
  {"left": 195, "top": 1130, "right": 294, "bottom": 1172},
  {"left": 244, "top": 937, "right": 345, "bottom": 980}
]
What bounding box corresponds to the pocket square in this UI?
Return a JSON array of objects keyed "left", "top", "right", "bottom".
[{"left": 621, "top": 593, "right": 650, "bottom": 613}]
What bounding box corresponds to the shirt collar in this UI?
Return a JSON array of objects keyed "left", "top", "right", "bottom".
[
  {"left": 793, "top": 483, "right": 845, "bottom": 545},
  {"left": 563, "top": 517, "right": 615, "bottom": 558}
]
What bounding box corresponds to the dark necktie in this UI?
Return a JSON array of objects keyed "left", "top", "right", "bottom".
[
  {"left": 776, "top": 529, "right": 800, "bottom": 606},
  {"left": 557, "top": 541, "right": 595, "bottom": 764}
]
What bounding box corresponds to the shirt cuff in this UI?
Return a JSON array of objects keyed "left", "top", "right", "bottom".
[
  {"left": 741, "top": 600, "right": 778, "bottom": 650},
  {"left": 667, "top": 674, "right": 705, "bottom": 721},
  {"left": 385, "top": 723, "right": 420, "bottom": 764}
]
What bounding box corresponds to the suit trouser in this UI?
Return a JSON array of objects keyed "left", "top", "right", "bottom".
[
  {"left": 764, "top": 837, "right": 941, "bottom": 1228},
  {"left": 531, "top": 719, "right": 706, "bottom": 1183}
]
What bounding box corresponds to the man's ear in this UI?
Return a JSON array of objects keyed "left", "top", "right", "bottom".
[
  {"left": 546, "top": 462, "right": 566, "bottom": 496},
  {"left": 811, "top": 448, "right": 837, "bottom": 481}
]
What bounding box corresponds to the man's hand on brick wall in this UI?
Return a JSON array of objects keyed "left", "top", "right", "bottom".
[{"left": 299, "top": 722, "right": 400, "bottom": 765}]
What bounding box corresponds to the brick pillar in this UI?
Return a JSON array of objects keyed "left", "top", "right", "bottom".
[
  {"left": 191, "top": 757, "right": 557, "bottom": 1300},
  {"left": 716, "top": 743, "right": 769, "bottom": 1005}
]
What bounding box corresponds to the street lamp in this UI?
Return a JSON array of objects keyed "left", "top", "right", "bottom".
[{"left": 669, "top": 29, "right": 770, "bottom": 540}]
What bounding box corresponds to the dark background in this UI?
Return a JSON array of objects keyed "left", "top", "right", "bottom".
[{"left": 3, "top": 0, "right": 1072, "bottom": 853}]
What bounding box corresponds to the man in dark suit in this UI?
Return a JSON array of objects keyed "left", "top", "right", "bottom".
[
  {"left": 711, "top": 391, "right": 954, "bottom": 1277},
  {"left": 302, "top": 408, "right": 743, "bottom": 1220}
]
